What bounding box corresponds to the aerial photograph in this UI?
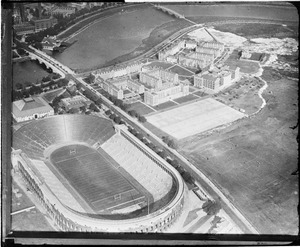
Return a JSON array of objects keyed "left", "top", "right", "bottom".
[{"left": 6, "top": 1, "right": 298, "bottom": 237}]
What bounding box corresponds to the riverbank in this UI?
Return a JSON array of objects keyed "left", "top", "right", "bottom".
[
  {"left": 74, "top": 18, "right": 192, "bottom": 73},
  {"left": 74, "top": 16, "right": 297, "bottom": 74},
  {"left": 58, "top": 3, "right": 149, "bottom": 41}
]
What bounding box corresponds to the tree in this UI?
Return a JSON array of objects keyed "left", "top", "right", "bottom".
[
  {"left": 170, "top": 159, "right": 179, "bottom": 168},
  {"left": 158, "top": 150, "right": 167, "bottom": 159},
  {"left": 128, "top": 110, "right": 137, "bottom": 117},
  {"left": 96, "top": 98, "right": 102, "bottom": 106},
  {"left": 86, "top": 73, "right": 95, "bottom": 84},
  {"left": 202, "top": 200, "right": 221, "bottom": 216},
  {"left": 114, "top": 116, "right": 121, "bottom": 124},
  {"left": 15, "top": 83, "right": 23, "bottom": 90},
  {"left": 167, "top": 139, "right": 177, "bottom": 149},
  {"left": 109, "top": 114, "right": 116, "bottom": 120},
  {"left": 131, "top": 129, "right": 137, "bottom": 136},
  {"left": 79, "top": 105, "right": 86, "bottom": 113},
  {"left": 136, "top": 133, "right": 144, "bottom": 141},
  {"left": 105, "top": 110, "right": 111, "bottom": 115},
  {"left": 138, "top": 115, "right": 146, "bottom": 123}
]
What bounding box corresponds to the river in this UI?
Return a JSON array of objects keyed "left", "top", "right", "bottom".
[
  {"left": 16, "top": 4, "right": 298, "bottom": 82},
  {"left": 52, "top": 6, "right": 174, "bottom": 71}
]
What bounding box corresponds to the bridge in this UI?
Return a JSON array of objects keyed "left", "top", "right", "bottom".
[
  {"left": 153, "top": 4, "right": 197, "bottom": 25},
  {"left": 28, "top": 45, "right": 75, "bottom": 77}
]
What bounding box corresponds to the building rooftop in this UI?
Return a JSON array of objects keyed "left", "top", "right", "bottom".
[{"left": 13, "top": 96, "right": 53, "bottom": 118}]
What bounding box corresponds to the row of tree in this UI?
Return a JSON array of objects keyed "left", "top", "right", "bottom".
[
  {"left": 162, "top": 135, "right": 177, "bottom": 149},
  {"left": 13, "top": 77, "right": 69, "bottom": 101},
  {"left": 99, "top": 90, "right": 147, "bottom": 123},
  {"left": 105, "top": 110, "right": 125, "bottom": 125}
]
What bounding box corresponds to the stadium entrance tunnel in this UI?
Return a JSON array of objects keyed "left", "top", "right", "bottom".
[{"left": 11, "top": 115, "right": 186, "bottom": 232}]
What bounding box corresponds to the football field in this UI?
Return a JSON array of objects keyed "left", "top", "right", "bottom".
[
  {"left": 50, "top": 144, "right": 145, "bottom": 213},
  {"left": 146, "top": 98, "right": 246, "bottom": 139}
]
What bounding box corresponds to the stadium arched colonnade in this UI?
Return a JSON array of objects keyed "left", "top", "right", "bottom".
[{"left": 11, "top": 115, "right": 186, "bottom": 232}]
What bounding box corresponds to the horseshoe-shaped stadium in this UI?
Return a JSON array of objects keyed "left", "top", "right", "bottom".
[{"left": 11, "top": 115, "right": 185, "bottom": 232}]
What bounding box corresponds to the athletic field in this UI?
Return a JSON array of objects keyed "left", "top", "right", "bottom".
[
  {"left": 50, "top": 144, "right": 145, "bottom": 213},
  {"left": 146, "top": 98, "right": 246, "bottom": 139}
]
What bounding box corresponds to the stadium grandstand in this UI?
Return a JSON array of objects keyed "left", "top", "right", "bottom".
[{"left": 12, "top": 115, "right": 185, "bottom": 232}]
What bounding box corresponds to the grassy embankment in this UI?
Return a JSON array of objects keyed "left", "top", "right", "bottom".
[{"left": 92, "top": 18, "right": 192, "bottom": 71}]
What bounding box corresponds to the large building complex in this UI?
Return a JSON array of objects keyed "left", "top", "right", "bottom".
[
  {"left": 12, "top": 115, "right": 185, "bottom": 232},
  {"left": 94, "top": 62, "right": 143, "bottom": 80},
  {"left": 140, "top": 68, "right": 189, "bottom": 106},
  {"left": 12, "top": 96, "right": 54, "bottom": 123},
  {"left": 193, "top": 66, "right": 240, "bottom": 94},
  {"left": 96, "top": 75, "right": 145, "bottom": 100},
  {"left": 158, "top": 39, "right": 225, "bottom": 71}
]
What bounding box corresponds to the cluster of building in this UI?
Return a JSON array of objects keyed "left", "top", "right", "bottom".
[
  {"left": 41, "top": 35, "right": 61, "bottom": 51},
  {"left": 96, "top": 75, "right": 144, "bottom": 100},
  {"left": 94, "top": 63, "right": 189, "bottom": 106},
  {"left": 60, "top": 95, "right": 92, "bottom": 112},
  {"left": 158, "top": 38, "right": 225, "bottom": 70},
  {"left": 140, "top": 69, "right": 189, "bottom": 106},
  {"left": 13, "top": 3, "right": 58, "bottom": 35},
  {"left": 193, "top": 65, "right": 240, "bottom": 94},
  {"left": 94, "top": 62, "right": 143, "bottom": 80}
]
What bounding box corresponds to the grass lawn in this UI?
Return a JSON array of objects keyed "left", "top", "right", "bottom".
[
  {"left": 146, "top": 61, "right": 174, "bottom": 70},
  {"left": 178, "top": 74, "right": 298, "bottom": 234},
  {"left": 174, "top": 94, "right": 198, "bottom": 104},
  {"left": 224, "top": 57, "right": 260, "bottom": 74},
  {"left": 129, "top": 101, "right": 155, "bottom": 116},
  {"left": 153, "top": 100, "right": 178, "bottom": 111},
  {"left": 143, "top": 121, "right": 170, "bottom": 139},
  {"left": 168, "top": 65, "right": 195, "bottom": 76},
  {"left": 215, "top": 77, "right": 264, "bottom": 115},
  {"left": 42, "top": 88, "right": 65, "bottom": 103},
  {"left": 12, "top": 209, "right": 55, "bottom": 231},
  {"left": 12, "top": 180, "right": 35, "bottom": 213},
  {"left": 193, "top": 91, "right": 208, "bottom": 97}
]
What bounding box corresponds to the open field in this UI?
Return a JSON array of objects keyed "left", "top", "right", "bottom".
[
  {"left": 224, "top": 54, "right": 260, "bottom": 74},
  {"left": 153, "top": 100, "right": 178, "bottom": 111},
  {"left": 213, "top": 22, "right": 298, "bottom": 39},
  {"left": 129, "top": 101, "right": 155, "bottom": 116},
  {"left": 178, "top": 72, "right": 298, "bottom": 234},
  {"left": 147, "top": 98, "right": 245, "bottom": 140},
  {"left": 12, "top": 180, "right": 35, "bottom": 213},
  {"left": 12, "top": 208, "right": 55, "bottom": 232},
  {"left": 50, "top": 144, "right": 144, "bottom": 212},
  {"left": 193, "top": 91, "right": 208, "bottom": 97},
  {"left": 214, "top": 76, "right": 265, "bottom": 115},
  {"left": 167, "top": 65, "right": 195, "bottom": 76}
]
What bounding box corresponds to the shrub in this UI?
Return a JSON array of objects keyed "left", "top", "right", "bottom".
[
  {"left": 138, "top": 115, "right": 147, "bottom": 123},
  {"left": 105, "top": 110, "right": 111, "bottom": 115}
]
